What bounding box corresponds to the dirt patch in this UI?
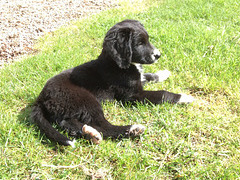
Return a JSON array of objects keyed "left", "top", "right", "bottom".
[{"left": 0, "top": 0, "right": 119, "bottom": 66}]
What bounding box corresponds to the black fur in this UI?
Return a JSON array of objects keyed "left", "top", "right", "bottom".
[{"left": 31, "top": 20, "right": 183, "bottom": 146}]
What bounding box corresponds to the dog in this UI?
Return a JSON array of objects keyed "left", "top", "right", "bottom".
[{"left": 31, "top": 20, "right": 194, "bottom": 147}]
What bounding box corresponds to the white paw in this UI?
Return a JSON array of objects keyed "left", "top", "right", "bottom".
[
  {"left": 178, "top": 93, "right": 195, "bottom": 104},
  {"left": 129, "top": 124, "right": 145, "bottom": 136},
  {"left": 82, "top": 125, "right": 102, "bottom": 144},
  {"left": 156, "top": 70, "right": 171, "bottom": 82}
]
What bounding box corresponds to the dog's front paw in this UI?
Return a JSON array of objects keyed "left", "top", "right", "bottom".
[
  {"left": 155, "top": 70, "right": 171, "bottom": 82},
  {"left": 178, "top": 93, "right": 195, "bottom": 104},
  {"left": 129, "top": 124, "right": 145, "bottom": 136},
  {"left": 82, "top": 125, "right": 102, "bottom": 144}
]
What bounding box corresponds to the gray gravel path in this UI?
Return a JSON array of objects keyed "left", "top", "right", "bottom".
[{"left": 0, "top": 0, "right": 118, "bottom": 66}]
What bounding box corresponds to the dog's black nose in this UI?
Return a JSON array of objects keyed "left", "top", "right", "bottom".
[
  {"left": 154, "top": 53, "right": 161, "bottom": 59},
  {"left": 152, "top": 49, "right": 161, "bottom": 60}
]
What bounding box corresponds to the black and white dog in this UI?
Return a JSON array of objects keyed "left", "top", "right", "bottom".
[{"left": 31, "top": 20, "right": 194, "bottom": 147}]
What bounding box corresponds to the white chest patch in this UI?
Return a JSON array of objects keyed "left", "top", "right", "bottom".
[{"left": 133, "top": 63, "right": 146, "bottom": 82}]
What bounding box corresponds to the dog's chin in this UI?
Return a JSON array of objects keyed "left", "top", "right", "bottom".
[
  {"left": 151, "top": 56, "right": 160, "bottom": 64},
  {"left": 145, "top": 58, "right": 158, "bottom": 64},
  {"left": 151, "top": 58, "right": 159, "bottom": 64}
]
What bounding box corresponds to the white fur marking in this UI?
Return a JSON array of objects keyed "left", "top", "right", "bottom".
[
  {"left": 155, "top": 70, "right": 171, "bottom": 82},
  {"left": 67, "top": 139, "right": 76, "bottom": 148},
  {"left": 82, "top": 125, "right": 102, "bottom": 144},
  {"left": 133, "top": 63, "right": 146, "bottom": 82},
  {"left": 151, "top": 48, "right": 161, "bottom": 61},
  {"left": 178, "top": 93, "right": 195, "bottom": 103},
  {"left": 60, "top": 120, "right": 67, "bottom": 127},
  {"left": 129, "top": 124, "right": 145, "bottom": 136}
]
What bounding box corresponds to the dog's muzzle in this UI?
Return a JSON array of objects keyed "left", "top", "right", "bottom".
[{"left": 151, "top": 49, "right": 161, "bottom": 62}]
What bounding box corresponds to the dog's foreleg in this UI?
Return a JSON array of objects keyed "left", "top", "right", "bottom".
[
  {"left": 142, "top": 70, "right": 171, "bottom": 84},
  {"left": 155, "top": 70, "right": 171, "bottom": 82},
  {"left": 135, "top": 90, "right": 194, "bottom": 104}
]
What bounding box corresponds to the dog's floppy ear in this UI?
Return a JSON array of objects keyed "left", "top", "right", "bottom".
[{"left": 103, "top": 27, "right": 133, "bottom": 69}]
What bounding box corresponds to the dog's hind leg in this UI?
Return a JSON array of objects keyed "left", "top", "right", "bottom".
[
  {"left": 61, "top": 89, "right": 145, "bottom": 142},
  {"left": 60, "top": 114, "right": 145, "bottom": 143},
  {"left": 89, "top": 114, "right": 145, "bottom": 140},
  {"left": 94, "top": 123, "right": 145, "bottom": 140}
]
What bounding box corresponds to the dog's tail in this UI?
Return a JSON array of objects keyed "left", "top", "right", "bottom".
[{"left": 31, "top": 104, "right": 75, "bottom": 147}]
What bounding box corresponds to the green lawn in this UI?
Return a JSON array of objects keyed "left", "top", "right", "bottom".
[{"left": 0, "top": 0, "right": 239, "bottom": 179}]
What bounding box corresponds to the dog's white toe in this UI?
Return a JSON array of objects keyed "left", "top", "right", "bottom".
[
  {"left": 129, "top": 124, "right": 145, "bottom": 136},
  {"left": 156, "top": 70, "right": 171, "bottom": 82},
  {"left": 178, "top": 93, "right": 195, "bottom": 104}
]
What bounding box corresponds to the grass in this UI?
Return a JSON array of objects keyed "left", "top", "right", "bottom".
[{"left": 0, "top": 0, "right": 240, "bottom": 179}]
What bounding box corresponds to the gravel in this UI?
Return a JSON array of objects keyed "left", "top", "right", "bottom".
[{"left": 0, "top": 0, "right": 118, "bottom": 66}]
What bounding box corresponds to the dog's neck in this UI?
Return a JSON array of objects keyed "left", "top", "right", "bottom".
[
  {"left": 98, "top": 51, "right": 145, "bottom": 82},
  {"left": 132, "top": 63, "right": 146, "bottom": 82}
]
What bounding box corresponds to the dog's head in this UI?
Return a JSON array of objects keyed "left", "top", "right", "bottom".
[{"left": 103, "top": 20, "right": 161, "bottom": 69}]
